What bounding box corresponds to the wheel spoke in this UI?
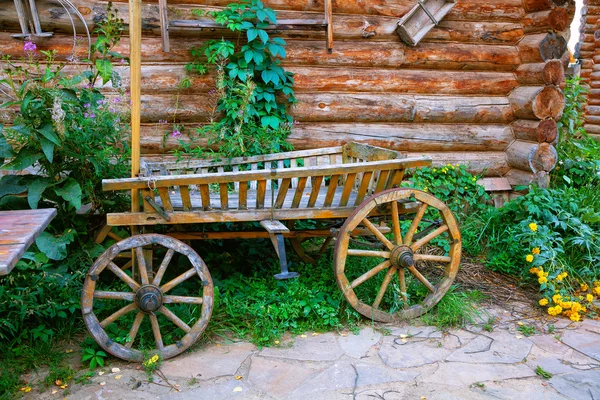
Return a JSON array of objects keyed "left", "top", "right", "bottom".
[
  {"left": 159, "top": 306, "right": 191, "bottom": 333},
  {"left": 410, "top": 225, "right": 449, "bottom": 251},
  {"left": 391, "top": 201, "right": 402, "bottom": 245},
  {"left": 152, "top": 249, "right": 175, "bottom": 286},
  {"left": 414, "top": 254, "right": 452, "bottom": 263},
  {"left": 94, "top": 291, "right": 135, "bottom": 301},
  {"left": 347, "top": 249, "right": 390, "bottom": 258},
  {"left": 373, "top": 267, "right": 396, "bottom": 309},
  {"left": 149, "top": 313, "right": 164, "bottom": 350},
  {"left": 100, "top": 303, "right": 137, "bottom": 328},
  {"left": 163, "top": 295, "right": 204, "bottom": 304},
  {"left": 120, "top": 260, "right": 133, "bottom": 271},
  {"left": 350, "top": 260, "right": 391, "bottom": 289},
  {"left": 106, "top": 262, "right": 140, "bottom": 291},
  {"left": 407, "top": 265, "right": 435, "bottom": 293},
  {"left": 160, "top": 267, "right": 197, "bottom": 294},
  {"left": 362, "top": 218, "right": 394, "bottom": 250},
  {"left": 125, "top": 312, "right": 145, "bottom": 348},
  {"left": 398, "top": 268, "right": 408, "bottom": 309},
  {"left": 318, "top": 236, "right": 334, "bottom": 256},
  {"left": 404, "top": 203, "right": 427, "bottom": 245},
  {"left": 135, "top": 247, "right": 149, "bottom": 285}
]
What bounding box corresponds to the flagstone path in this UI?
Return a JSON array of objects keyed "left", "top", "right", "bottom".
[{"left": 29, "top": 305, "right": 600, "bottom": 400}]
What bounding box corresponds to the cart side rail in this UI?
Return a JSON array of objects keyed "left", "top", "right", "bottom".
[{"left": 104, "top": 157, "right": 430, "bottom": 191}]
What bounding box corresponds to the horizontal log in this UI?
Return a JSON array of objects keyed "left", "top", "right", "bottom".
[
  {"left": 512, "top": 119, "right": 559, "bottom": 143},
  {"left": 0, "top": 1, "right": 527, "bottom": 43},
  {"left": 519, "top": 33, "right": 568, "bottom": 63},
  {"left": 504, "top": 168, "right": 534, "bottom": 187},
  {"left": 99, "top": 65, "right": 518, "bottom": 95},
  {"left": 505, "top": 140, "right": 558, "bottom": 172},
  {"left": 523, "top": 0, "right": 573, "bottom": 12},
  {"left": 514, "top": 60, "right": 566, "bottom": 85},
  {"left": 523, "top": 8, "right": 571, "bottom": 33},
  {"left": 106, "top": 0, "right": 523, "bottom": 19},
  {"left": 0, "top": 33, "right": 521, "bottom": 71},
  {"left": 583, "top": 123, "right": 600, "bottom": 134},
  {"left": 139, "top": 123, "right": 514, "bottom": 153},
  {"left": 134, "top": 94, "right": 514, "bottom": 124},
  {"left": 509, "top": 86, "right": 565, "bottom": 120}
]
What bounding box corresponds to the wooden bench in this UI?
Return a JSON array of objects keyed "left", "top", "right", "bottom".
[{"left": 0, "top": 208, "right": 57, "bottom": 275}]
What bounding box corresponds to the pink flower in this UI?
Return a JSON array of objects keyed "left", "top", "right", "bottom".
[
  {"left": 171, "top": 130, "right": 182, "bottom": 137},
  {"left": 24, "top": 41, "right": 36, "bottom": 52}
]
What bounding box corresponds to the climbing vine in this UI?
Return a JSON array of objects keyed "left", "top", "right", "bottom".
[{"left": 182, "top": 0, "right": 296, "bottom": 158}]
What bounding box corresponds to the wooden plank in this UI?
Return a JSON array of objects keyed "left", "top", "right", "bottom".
[
  {"left": 199, "top": 184, "right": 211, "bottom": 210},
  {"left": 355, "top": 171, "right": 374, "bottom": 205},
  {"left": 339, "top": 173, "right": 357, "bottom": 207},
  {"left": 292, "top": 177, "right": 308, "bottom": 208},
  {"left": 179, "top": 185, "right": 192, "bottom": 211},
  {"left": 239, "top": 181, "right": 248, "bottom": 210},
  {"left": 0, "top": 208, "right": 57, "bottom": 275},
  {"left": 256, "top": 180, "right": 267, "bottom": 209},
  {"left": 275, "top": 178, "right": 292, "bottom": 209},
  {"left": 219, "top": 183, "right": 229, "bottom": 210},
  {"left": 157, "top": 187, "right": 174, "bottom": 212},
  {"left": 260, "top": 220, "right": 290, "bottom": 234},
  {"left": 308, "top": 176, "right": 324, "bottom": 208}
]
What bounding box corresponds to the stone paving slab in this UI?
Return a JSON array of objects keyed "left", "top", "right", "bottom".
[
  {"left": 337, "top": 327, "right": 381, "bottom": 359},
  {"left": 421, "top": 361, "right": 537, "bottom": 387},
  {"left": 260, "top": 332, "right": 344, "bottom": 361},
  {"left": 560, "top": 320, "right": 600, "bottom": 362},
  {"left": 446, "top": 330, "right": 533, "bottom": 364},
  {"left": 160, "top": 342, "right": 255, "bottom": 380},
  {"left": 549, "top": 369, "right": 600, "bottom": 400},
  {"left": 378, "top": 332, "right": 462, "bottom": 368},
  {"left": 248, "top": 356, "right": 322, "bottom": 399}
]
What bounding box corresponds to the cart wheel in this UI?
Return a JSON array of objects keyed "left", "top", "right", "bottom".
[
  {"left": 335, "top": 188, "right": 461, "bottom": 322},
  {"left": 81, "top": 234, "right": 213, "bottom": 362}
]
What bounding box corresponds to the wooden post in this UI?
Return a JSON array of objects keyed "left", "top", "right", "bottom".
[{"left": 129, "top": 0, "right": 142, "bottom": 234}]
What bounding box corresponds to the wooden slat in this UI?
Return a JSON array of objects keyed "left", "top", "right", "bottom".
[
  {"left": 233, "top": 165, "right": 240, "bottom": 191},
  {"left": 239, "top": 181, "right": 248, "bottom": 210},
  {"left": 374, "top": 170, "right": 391, "bottom": 194},
  {"left": 250, "top": 163, "right": 258, "bottom": 190},
  {"left": 386, "top": 169, "right": 406, "bottom": 189},
  {"left": 199, "top": 184, "right": 211, "bottom": 210},
  {"left": 275, "top": 178, "right": 292, "bottom": 209},
  {"left": 256, "top": 180, "right": 267, "bottom": 209},
  {"left": 324, "top": 175, "right": 340, "bottom": 207},
  {"left": 339, "top": 173, "right": 357, "bottom": 207},
  {"left": 141, "top": 189, "right": 154, "bottom": 213},
  {"left": 308, "top": 176, "right": 324, "bottom": 208},
  {"left": 355, "top": 171, "right": 374, "bottom": 205},
  {"left": 179, "top": 185, "right": 192, "bottom": 211},
  {"left": 292, "top": 177, "right": 308, "bottom": 208},
  {"left": 290, "top": 159, "right": 298, "bottom": 187},
  {"left": 158, "top": 187, "right": 173, "bottom": 212},
  {"left": 219, "top": 183, "right": 229, "bottom": 210}
]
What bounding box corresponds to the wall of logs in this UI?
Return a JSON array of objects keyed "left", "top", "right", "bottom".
[
  {"left": 578, "top": 0, "right": 600, "bottom": 140},
  {"left": 0, "top": 0, "right": 576, "bottom": 186}
]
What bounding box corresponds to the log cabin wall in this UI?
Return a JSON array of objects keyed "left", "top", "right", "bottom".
[
  {"left": 0, "top": 0, "right": 576, "bottom": 187},
  {"left": 580, "top": 0, "right": 600, "bottom": 139}
]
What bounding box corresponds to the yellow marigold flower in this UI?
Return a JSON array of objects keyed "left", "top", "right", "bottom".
[
  {"left": 20, "top": 387, "right": 32, "bottom": 393},
  {"left": 552, "top": 294, "right": 562, "bottom": 303},
  {"left": 582, "top": 307, "right": 587, "bottom": 313},
  {"left": 581, "top": 283, "right": 589, "bottom": 292},
  {"left": 548, "top": 305, "right": 562, "bottom": 316},
  {"left": 538, "top": 276, "right": 548, "bottom": 284},
  {"left": 529, "top": 222, "right": 538, "bottom": 232},
  {"left": 526, "top": 254, "right": 534, "bottom": 263},
  {"left": 561, "top": 301, "right": 572, "bottom": 309},
  {"left": 529, "top": 267, "right": 539, "bottom": 274},
  {"left": 556, "top": 275, "right": 563, "bottom": 282},
  {"left": 532, "top": 247, "right": 541, "bottom": 255},
  {"left": 151, "top": 354, "right": 159, "bottom": 363},
  {"left": 554, "top": 305, "right": 562, "bottom": 314},
  {"left": 539, "top": 298, "right": 549, "bottom": 306},
  {"left": 572, "top": 302, "right": 582, "bottom": 313},
  {"left": 594, "top": 287, "right": 600, "bottom": 296},
  {"left": 561, "top": 272, "right": 568, "bottom": 278},
  {"left": 587, "top": 294, "right": 594, "bottom": 303},
  {"left": 570, "top": 313, "right": 581, "bottom": 322},
  {"left": 594, "top": 281, "right": 600, "bottom": 287}
]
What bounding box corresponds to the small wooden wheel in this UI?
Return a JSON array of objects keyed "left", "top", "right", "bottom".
[
  {"left": 82, "top": 234, "right": 214, "bottom": 362},
  {"left": 335, "top": 188, "right": 461, "bottom": 322},
  {"left": 290, "top": 236, "right": 334, "bottom": 264}
]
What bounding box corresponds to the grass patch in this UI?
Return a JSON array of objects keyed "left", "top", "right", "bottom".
[{"left": 419, "top": 288, "right": 486, "bottom": 329}]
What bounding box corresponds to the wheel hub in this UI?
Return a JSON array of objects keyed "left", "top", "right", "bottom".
[
  {"left": 135, "top": 285, "right": 163, "bottom": 313},
  {"left": 390, "top": 246, "right": 414, "bottom": 268}
]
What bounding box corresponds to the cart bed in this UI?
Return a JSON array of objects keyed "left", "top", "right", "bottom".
[{"left": 103, "top": 143, "right": 431, "bottom": 226}]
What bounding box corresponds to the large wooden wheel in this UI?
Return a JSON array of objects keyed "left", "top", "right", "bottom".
[
  {"left": 335, "top": 188, "right": 461, "bottom": 322},
  {"left": 82, "top": 234, "right": 213, "bottom": 362}
]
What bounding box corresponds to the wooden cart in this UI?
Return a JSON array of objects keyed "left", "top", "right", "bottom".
[{"left": 83, "top": 142, "right": 461, "bottom": 361}]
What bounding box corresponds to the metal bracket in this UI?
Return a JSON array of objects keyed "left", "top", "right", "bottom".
[
  {"left": 272, "top": 233, "right": 299, "bottom": 280},
  {"left": 144, "top": 195, "right": 171, "bottom": 221}
]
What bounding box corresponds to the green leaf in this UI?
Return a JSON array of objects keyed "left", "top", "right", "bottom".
[
  {"left": 95, "top": 59, "right": 113, "bottom": 85},
  {"left": 37, "top": 124, "right": 61, "bottom": 146},
  {"left": 36, "top": 232, "right": 68, "bottom": 260},
  {"left": 1, "top": 147, "right": 42, "bottom": 170},
  {"left": 97, "top": 357, "right": 105, "bottom": 367},
  {"left": 258, "top": 30, "right": 269, "bottom": 44},
  {"left": 0, "top": 175, "right": 29, "bottom": 198},
  {"left": 247, "top": 28, "right": 259, "bottom": 42},
  {"left": 0, "top": 128, "right": 14, "bottom": 159},
  {"left": 28, "top": 178, "right": 53, "bottom": 209},
  {"left": 53, "top": 178, "right": 82, "bottom": 210},
  {"left": 40, "top": 138, "right": 54, "bottom": 163},
  {"left": 90, "top": 357, "right": 97, "bottom": 369}
]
